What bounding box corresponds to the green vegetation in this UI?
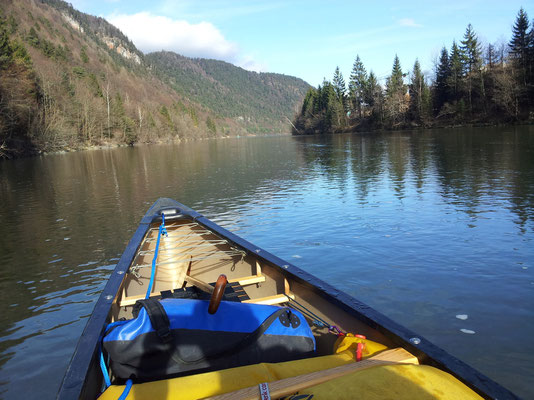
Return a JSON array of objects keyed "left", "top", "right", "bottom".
[
  {"left": 80, "top": 46, "right": 88, "bottom": 63},
  {"left": 206, "top": 116, "right": 217, "bottom": 136},
  {"left": 293, "top": 8, "right": 534, "bottom": 134},
  {"left": 146, "top": 51, "right": 310, "bottom": 133},
  {"left": 0, "top": 0, "right": 309, "bottom": 159},
  {"left": 0, "top": 12, "right": 40, "bottom": 158}
]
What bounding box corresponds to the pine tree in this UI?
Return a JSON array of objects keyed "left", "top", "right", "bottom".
[
  {"left": 434, "top": 46, "right": 450, "bottom": 113},
  {"left": 348, "top": 55, "right": 368, "bottom": 118},
  {"left": 332, "top": 68, "right": 348, "bottom": 127},
  {"left": 409, "top": 59, "right": 427, "bottom": 123},
  {"left": 363, "top": 71, "right": 383, "bottom": 124},
  {"left": 461, "top": 24, "right": 482, "bottom": 74},
  {"left": 460, "top": 24, "right": 483, "bottom": 114},
  {"left": 386, "top": 54, "right": 405, "bottom": 95},
  {"left": 332, "top": 66, "right": 346, "bottom": 100},
  {"left": 509, "top": 7, "right": 531, "bottom": 96},
  {"left": 448, "top": 41, "right": 464, "bottom": 102},
  {"left": 509, "top": 8, "right": 530, "bottom": 67},
  {"left": 301, "top": 88, "right": 317, "bottom": 119},
  {"left": 318, "top": 80, "right": 338, "bottom": 132},
  {"left": 385, "top": 55, "right": 407, "bottom": 125},
  {"left": 297, "top": 88, "right": 318, "bottom": 132}
]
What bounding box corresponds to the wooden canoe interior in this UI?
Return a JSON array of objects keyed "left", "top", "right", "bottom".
[{"left": 109, "top": 215, "right": 397, "bottom": 357}]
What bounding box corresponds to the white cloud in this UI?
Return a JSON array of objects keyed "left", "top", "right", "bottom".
[
  {"left": 238, "top": 54, "right": 268, "bottom": 73},
  {"left": 107, "top": 12, "right": 265, "bottom": 71},
  {"left": 398, "top": 18, "right": 423, "bottom": 28}
]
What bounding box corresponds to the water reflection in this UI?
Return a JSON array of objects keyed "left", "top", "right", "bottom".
[
  {"left": 0, "top": 126, "right": 533, "bottom": 399},
  {"left": 292, "top": 126, "right": 534, "bottom": 227}
]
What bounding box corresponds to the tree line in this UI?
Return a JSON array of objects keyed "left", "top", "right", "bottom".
[{"left": 293, "top": 8, "right": 534, "bottom": 134}]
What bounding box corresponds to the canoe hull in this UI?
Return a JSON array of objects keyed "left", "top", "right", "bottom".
[{"left": 57, "top": 198, "right": 518, "bottom": 399}]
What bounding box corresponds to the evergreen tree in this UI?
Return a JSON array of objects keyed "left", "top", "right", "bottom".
[
  {"left": 364, "top": 71, "right": 380, "bottom": 108},
  {"left": 385, "top": 55, "right": 407, "bottom": 125},
  {"left": 509, "top": 7, "right": 532, "bottom": 101},
  {"left": 206, "top": 116, "right": 216, "bottom": 136},
  {"left": 409, "top": 59, "right": 427, "bottom": 122},
  {"left": 348, "top": 55, "right": 368, "bottom": 118},
  {"left": 301, "top": 88, "right": 317, "bottom": 119},
  {"left": 461, "top": 24, "right": 482, "bottom": 74},
  {"left": 448, "top": 41, "right": 464, "bottom": 101},
  {"left": 386, "top": 54, "right": 405, "bottom": 95},
  {"left": 509, "top": 8, "right": 530, "bottom": 68},
  {"left": 80, "top": 46, "right": 89, "bottom": 63},
  {"left": 318, "top": 80, "right": 338, "bottom": 132},
  {"left": 332, "top": 68, "right": 348, "bottom": 126},
  {"left": 0, "top": 16, "right": 12, "bottom": 68},
  {"left": 332, "top": 67, "right": 348, "bottom": 123},
  {"left": 332, "top": 66, "right": 346, "bottom": 100},
  {"left": 295, "top": 88, "right": 319, "bottom": 133},
  {"left": 460, "top": 24, "right": 483, "bottom": 114},
  {"left": 364, "top": 72, "right": 384, "bottom": 124},
  {"left": 434, "top": 46, "right": 450, "bottom": 113}
]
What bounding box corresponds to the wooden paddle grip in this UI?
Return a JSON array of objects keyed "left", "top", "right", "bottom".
[{"left": 208, "top": 274, "right": 228, "bottom": 314}]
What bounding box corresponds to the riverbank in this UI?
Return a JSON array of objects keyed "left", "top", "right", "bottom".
[
  {"left": 293, "top": 116, "right": 534, "bottom": 137},
  {"left": 1, "top": 132, "right": 274, "bottom": 160}
]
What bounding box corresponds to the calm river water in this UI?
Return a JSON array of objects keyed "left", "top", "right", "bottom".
[{"left": 1, "top": 126, "right": 533, "bottom": 399}]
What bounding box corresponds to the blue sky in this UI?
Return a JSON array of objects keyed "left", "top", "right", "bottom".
[{"left": 70, "top": 0, "right": 529, "bottom": 86}]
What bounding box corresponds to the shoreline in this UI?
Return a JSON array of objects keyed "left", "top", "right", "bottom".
[
  {"left": 3, "top": 133, "right": 292, "bottom": 160},
  {"left": 292, "top": 119, "right": 534, "bottom": 137}
]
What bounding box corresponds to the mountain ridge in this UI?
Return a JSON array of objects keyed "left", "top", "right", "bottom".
[{"left": 0, "top": 0, "right": 310, "bottom": 158}]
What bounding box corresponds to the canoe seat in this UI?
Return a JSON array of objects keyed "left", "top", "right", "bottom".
[{"left": 118, "top": 282, "right": 250, "bottom": 307}]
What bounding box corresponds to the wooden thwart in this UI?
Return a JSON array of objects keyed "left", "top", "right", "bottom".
[
  {"left": 203, "top": 348, "right": 418, "bottom": 400},
  {"left": 243, "top": 277, "right": 293, "bottom": 305},
  {"left": 228, "top": 275, "right": 265, "bottom": 286},
  {"left": 242, "top": 293, "right": 293, "bottom": 305}
]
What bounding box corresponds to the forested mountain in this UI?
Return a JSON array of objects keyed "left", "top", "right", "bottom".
[
  {"left": 146, "top": 52, "right": 310, "bottom": 134},
  {"left": 293, "top": 8, "right": 534, "bottom": 135},
  {"left": 0, "top": 0, "right": 310, "bottom": 159}
]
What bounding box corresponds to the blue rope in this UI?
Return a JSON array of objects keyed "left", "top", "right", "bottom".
[
  {"left": 117, "top": 379, "right": 133, "bottom": 400},
  {"left": 99, "top": 320, "right": 132, "bottom": 389},
  {"left": 101, "top": 214, "right": 168, "bottom": 397},
  {"left": 99, "top": 341, "right": 112, "bottom": 388},
  {"left": 145, "top": 214, "right": 167, "bottom": 299}
]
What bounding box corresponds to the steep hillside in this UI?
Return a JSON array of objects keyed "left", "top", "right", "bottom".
[
  {"left": 0, "top": 0, "right": 309, "bottom": 159},
  {"left": 146, "top": 52, "right": 310, "bottom": 133}
]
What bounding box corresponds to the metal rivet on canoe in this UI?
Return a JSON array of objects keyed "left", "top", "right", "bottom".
[
  {"left": 117, "top": 271, "right": 124, "bottom": 275},
  {"left": 282, "top": 265, "right": 289, "bottom": 269},
  {"left": 104, "top": 295, "right": 113, "bottom": 301},
  {"left": 255, "top": 249, "right": 261, "bottom": 253},
  {"left": 409, "top": 337, "right": 421, "bottom": 345}
]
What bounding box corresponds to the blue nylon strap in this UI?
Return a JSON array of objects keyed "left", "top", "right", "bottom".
[
  {"left": 102, "top": 214, "right": 168, "bottom": 396},
  {"left": 117, "top": 379, "right": 133, "bottom": 400},
  {"left": 161, "top": 213, "right": 168, "bottom": 236},
  {"left": 99, "top": 342, "right": 112, "bottom": 388},
  {"left": 145, "top": 214, "right": 168, "bottom": 299}
]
